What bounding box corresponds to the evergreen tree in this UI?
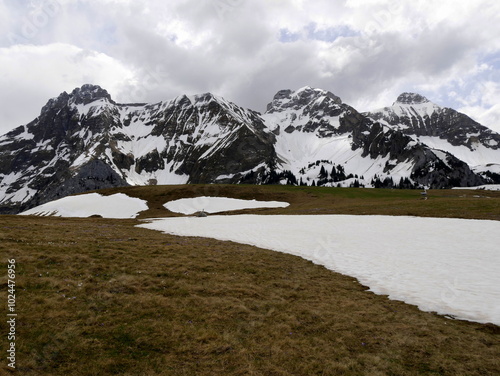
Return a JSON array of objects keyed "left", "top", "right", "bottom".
[
  {"left": 317, "top": 165, "right": 329, "bottom": 186},
  {"left": 319, "top": 165, "right": 327, "bottom": 179}
]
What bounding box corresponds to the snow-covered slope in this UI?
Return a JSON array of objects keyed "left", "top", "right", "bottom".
[
  {"left": 262, "top": 87, "right": 368, "bottom": 183},
  {"left": 452, "top": 184, "right": 500, "bottom": 191},
  {"left": 140, "top": 214, "right": 500, "bottom": 326}
]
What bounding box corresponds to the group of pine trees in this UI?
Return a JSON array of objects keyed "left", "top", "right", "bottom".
[
  {"left": 371, "top": 175, "right": 418, "bottom": 189},
  {"left": 246, "top": 160, "right": 421, "bottom": 189}
]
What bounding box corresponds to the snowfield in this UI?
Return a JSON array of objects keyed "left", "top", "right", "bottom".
[
  {"left": 164, "top": 196, "right": 289, "bottom": 215},
  {"left": 19, "top": 193, "right": 148, "bottom": 218},
  {"left": 139, "top": 214, "right": 500, "bottom": 326}
]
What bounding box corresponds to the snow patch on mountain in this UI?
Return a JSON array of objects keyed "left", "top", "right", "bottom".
[
  {"left": 418, "top": 136, "right": 500, "bottom": 167},
  {"left": 0, "top": 172, "right": 37, "bottom": 205},
  {"left": 124, "top": 165, "right": 189, "bottom": 186}
]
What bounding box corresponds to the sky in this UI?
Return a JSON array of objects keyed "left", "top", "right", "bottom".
[{"left": 1, "top": 0, "right": 500, "bottom": 136}]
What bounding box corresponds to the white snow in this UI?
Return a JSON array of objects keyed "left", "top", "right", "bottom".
[
  {"left": 431, "top": 149, "right": 451, "bottom": 168},
  {"left": 123, "top": 136, "right": 167, "bottom": 159},
  {"left": 73, "top": 99, "right": 110, "bottom": 117},
  {"left": 0, "top": 171, "right": 23, "bottom": 187},
  {"left": 452, "top": 185, "right": 500, "bottom": 191},
  {"left": 19, "top": 193, "right": 148, "bottom": 218},
  {"left": 139, "top": 214, "right": 500, "bottom": 326},
  {"left": 418, "top": 136, "right": 500, "bottom": 167},
  {"left": 6, "top": 186, "right": 37, "bottom": 204},
  {"left": 473, "top": 163, "right": 500, "bottom": 174},
  {"left": 0, "top": 172, "right": 39, "bottom": 205},
  {"left": 392, "top": 102, "right": 441, "bottom": 118},
  {"left": 164, "top": 196, "right": 290, "bottom": 215},
  {"left": 0, "top": 126, "right": 34, "bottom": 145}
]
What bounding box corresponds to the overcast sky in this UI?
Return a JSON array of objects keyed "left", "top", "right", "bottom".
[{"left": 1, "top": 0, "right": 500, "bottom": 135}]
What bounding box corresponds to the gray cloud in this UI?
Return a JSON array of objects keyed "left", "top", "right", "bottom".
[{"left": 1, "top": 0, "right": 500, "bottom": 135}]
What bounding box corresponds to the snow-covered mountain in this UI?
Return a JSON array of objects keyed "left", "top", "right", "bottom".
[
  {"left": 0, "top": 84, "right": 497, "bottom": 213},
  {"left": 365, "top": 92, "right": 500, "bottom": 182},
  {"left": 263, "top": 87, "right": 485, "bottom": 188},
  {"left": 0, "top": 84, "right": 274, "bottom": 213}
]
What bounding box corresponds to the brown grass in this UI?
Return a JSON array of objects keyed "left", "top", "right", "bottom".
[{"left": 1, "top": 185, "right": 499, "bottom": 375}]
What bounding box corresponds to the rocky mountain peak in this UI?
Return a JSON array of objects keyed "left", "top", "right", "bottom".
[
  {"left": 266, "top": 86, "right": 342, "bottom": 113},
  {"left": 294, "top": 86, "right": 342, "bottom": 104},
  {"left": 395, "top": 92, "right": 430, "bottom": 105},
  {"left": 70, "top": 84, "right": 113, "bottom": 105},
  {"left": 194, "top": 92, "right": 217, "bottom": 102},
  {"left": 40, "top": 84, "right": 113, "bottom": 115},
  {"left": 272, "top": 89, "right": 293, "bottom": 101}
]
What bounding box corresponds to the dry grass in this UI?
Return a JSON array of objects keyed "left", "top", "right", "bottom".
[{"left": 1, "top": 185, "right": 499, "bottom": 375}]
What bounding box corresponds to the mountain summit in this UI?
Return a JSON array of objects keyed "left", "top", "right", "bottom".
[
  {"left": 69, "top": 84, "right": 114, "bottom": 105},
  {"left": 394, "top": 92, "right": 430, "bottom": 105},
  {"left": 1, "top": 85, "right": 498, "bottom": 213},
  {"left": 266, "top": 86, "right": 342, "bottom": 113}
]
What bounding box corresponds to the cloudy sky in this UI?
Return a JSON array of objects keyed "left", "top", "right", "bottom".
[{"left": 1, "top": 0, "right": 500, "bottom": 135}]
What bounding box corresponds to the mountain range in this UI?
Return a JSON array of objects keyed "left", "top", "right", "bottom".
[{"left": 1, "top": 84, "right": 499, "bottom": 213}]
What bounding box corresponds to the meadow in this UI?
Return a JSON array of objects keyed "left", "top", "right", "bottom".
[{"left": 1, "top": 185, "right": 499, "bottom": 375}]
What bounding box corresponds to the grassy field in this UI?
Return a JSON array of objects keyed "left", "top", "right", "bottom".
[{"left": 1, "top": 185, "right": 499, "bottom": 375}]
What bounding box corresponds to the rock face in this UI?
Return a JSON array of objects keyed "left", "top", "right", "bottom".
[{"left": 0, "top": 85, "right": 497, "bottom": 213}]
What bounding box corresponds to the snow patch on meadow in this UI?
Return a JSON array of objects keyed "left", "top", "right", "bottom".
[
  {"left": 139, "top": 214, "right": 500, "bottom": 326},
  {"left": 19, "top": 193, "right": 148, "bottom": 218},
  {"left": 164, "top": 196, "right": 289, "bottom": 215}
]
